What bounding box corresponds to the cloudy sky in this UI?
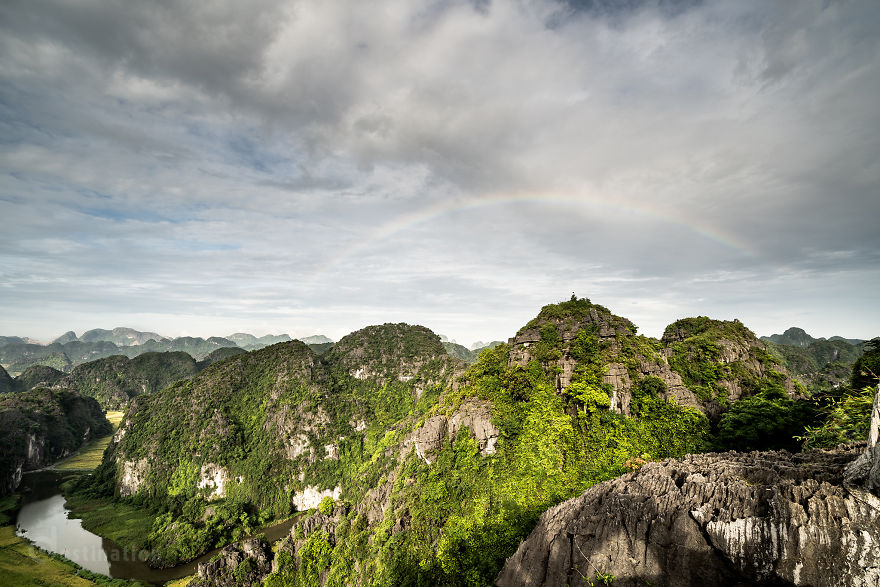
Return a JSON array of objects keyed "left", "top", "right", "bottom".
[{"left": 1, "top": 0, "right": 878, "bottom": 346}]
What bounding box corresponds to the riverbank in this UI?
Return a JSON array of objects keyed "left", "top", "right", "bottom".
[{"left": 0, "top": 525, "right": 94, "bottom": 586}]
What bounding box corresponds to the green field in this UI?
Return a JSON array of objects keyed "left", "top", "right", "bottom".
[{"left": 55, "top": 411, "right": 125, "bottom": 471}]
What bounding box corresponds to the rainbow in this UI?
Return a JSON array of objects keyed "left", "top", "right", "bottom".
[{"left": 306, "top": 191, "right": 756, "bottom": 284}]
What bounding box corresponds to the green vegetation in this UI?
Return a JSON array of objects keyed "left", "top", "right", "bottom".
[
  {"left": 61, "top": 352, "right": 201, "bottom": 410},
  {"left": 799, "top": 339, "right": 879, "bottom": 449},
  {"left": 0, "top": 388, "right": 111, "bottom": 496},
  {"left": 851, "top": 338, "right": 880, "bottom": 391},
  {"left": 73, "top": 326, "right": 460, "bottom": 567},
  {"left": 13, "top": 364, "right": 66, "bottom": 392},
  {"left": 70, "top": 299, "right": 820, "bottom": 585},
  {"left": 0, "top": 365, "right": 14, "bottom": 394},
  {"left": 664, "top": 317, "right": 784, "bottom": 403},
  {"left": 0, "top": 526, "right": 149, "bottom": 586},
  {"left": 0, "top": 525, "right": 94, "bottom": 586}
]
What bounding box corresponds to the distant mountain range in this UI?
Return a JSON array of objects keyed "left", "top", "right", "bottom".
[
  {"left": 760, "top": 326, "right": 864, "bottom": 347},
  {"left": 0, "top": 327, "right": 335, "bottom": 376}
]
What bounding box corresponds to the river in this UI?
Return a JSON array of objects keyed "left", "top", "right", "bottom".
[{"left": 15, "top": 470, "right": 297, "bottom": 585}]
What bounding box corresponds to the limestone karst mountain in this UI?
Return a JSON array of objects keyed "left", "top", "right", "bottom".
[{"left": 75, "top": 298, "right": 817, "bottom": 583}]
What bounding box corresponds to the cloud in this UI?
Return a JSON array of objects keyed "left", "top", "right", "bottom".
[{"left": 0, "top": 0, "right": 878, "bottom": 343}]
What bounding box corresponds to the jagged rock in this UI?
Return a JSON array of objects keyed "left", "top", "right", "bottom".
[
  {"left": 496, "top": 447, "right": 880, "bottom": 587},
  {"left": 192, "top": 537, "right": 273, "bottom": 587},
  {"left": 845, "top": 385, "right": 880, "bottom": 492}
]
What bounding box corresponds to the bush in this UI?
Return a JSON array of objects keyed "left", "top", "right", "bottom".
[{"left": 318, "top": 496, "right": 335, "bottom": 515}]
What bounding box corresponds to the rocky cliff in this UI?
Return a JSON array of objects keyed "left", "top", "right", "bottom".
[
  {"left": 496, "top": 443, "right": 880, "bottom": 587},
  {"left": 507, "top": 299, "right": 795, "bottom": 419},
  {"left": 0, "top": 388, "right": 111, "bottom": 495}
]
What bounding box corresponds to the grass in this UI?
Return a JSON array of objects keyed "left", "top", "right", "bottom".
[
  {"left": 55, "top": 411, "right": 125, "bottom": 471},
  {"left": 0, "top": 494, "right": 20, "bottom": 526},
  {"left": 0, "top": 525, "right": 93, "bottom": 586},
  {"left": 164, "top": 578, "right": 194, "bottom": 586},
  {"left": 64, "top": 494, "right": 157, "bottom": 553}
]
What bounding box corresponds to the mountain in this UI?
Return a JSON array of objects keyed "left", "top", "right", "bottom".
[
  {"left": 79, "top": 297, "right": 807, "bottom": 582},
  {"left": 442, "top": 341, "right": 477, "bottom": 362},
  {"left": 57, "top": 351, "right": 200, "bottom": 409},
  {"left": 766, "top": 338, "right": 865, "bottom": 394},
  {"left": 471, "top": 340, "right": 503, "bottom": 351},
  {"left": 196, "top": 346, "right": 248, "bottom": 369},
  {"left": 0, "top": 365, "right": 14, "bottom": 394},
  {"left": 299, "top": 334, "right": 334, "bottom": 344},
  {"left": 0, "top": 388, "right": 111, "bottom": 495},
  {"left": 52, "top": 330, "right": 78, "bottom": 344},
  {"left": 13, "top": 365, "right": 65, "bottom": 392},
  {"left": 0, "top": 330, "right": 306, "bottom": 376},
  {"left": 761, "top": 326, "right": 864, "bottom": 348},
  {"left": 79, "top": 327, "right": 166, "bottom": 346},
  {"left": 226, "top": 333, "right": 292, "bottom": 349},
  {"left": 87, "top": 324, "right": 462, "bottom": 566},
  {"left": 829, "top": 335, "right": 865, "bottom": 345}
]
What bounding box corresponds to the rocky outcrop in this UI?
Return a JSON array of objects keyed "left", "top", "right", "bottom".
[
  {"left": 497, "top": 447, "right": 880, "bottom": 587},
  {"left": 292, "top": 485, "right": 341, "bottom": 511},
  {"left": 406, "top": 399, "right": 499, "bottom": 464},
  {"left": 119, "top": 458, "right": 150, "bottom": 498},
  {"left": 191, "top": 537, "right": 273, "bottom": 587},
  {"left": 845, "top": 385, "right": 880, "bottom": 492}
]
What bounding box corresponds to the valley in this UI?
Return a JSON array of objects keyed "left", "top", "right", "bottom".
[{"left": 0, "top": 297, "right": 877, "bottom": 586}]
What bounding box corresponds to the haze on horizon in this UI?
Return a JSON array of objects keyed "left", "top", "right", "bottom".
[{"left": 1, "top": 0, "right": 879, "bottom": 347}]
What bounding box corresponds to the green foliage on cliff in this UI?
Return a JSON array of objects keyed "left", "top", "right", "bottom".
[
  {"left": 12, "top": 365, "right": 65, "bottom": 392},
  {"left": 0, "top": 389, "right": 111, "bottom": 496},
  {"left": 72, "top": 300, "right": 808, "bottom": 584},
  {"left": 76, "top": 325, "right": 461, "bottom": 567},
  {"left": 0, "top": 366, "right": 14, "bottom": 395},
  {"left": 852, "top": 338, "right": 880, "bottom": 391},
  {"left": 60, "top": 352, "right": 200, "bottom": 409},
  {"left": 665, "top": 317, "right": 785, "bottom": 403}
]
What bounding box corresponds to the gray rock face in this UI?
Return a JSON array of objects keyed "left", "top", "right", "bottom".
[
  {"left": 192, "top": 537, "right": 273, "bottom": 587},
  {"left": 496, "top": 447, "right": 880, "bottom": 587},
  {"left": 845, "top": 385, "right": 880, "bottom": 492},
  {"left": 406, "top": 399, "right": 499, "bottom": 464}
]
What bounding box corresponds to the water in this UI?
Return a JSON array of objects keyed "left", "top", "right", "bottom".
[{"left": 15, "top": 471, "right": 297, "bottom": 585}]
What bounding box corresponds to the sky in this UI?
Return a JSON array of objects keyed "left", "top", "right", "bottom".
[{"left": 1, "top": 0, "right": 879, "bottom": 346}]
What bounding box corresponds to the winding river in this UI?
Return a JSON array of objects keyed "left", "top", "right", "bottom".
[{"left": 15, "top": 471, "right": 297, "bottom": 586}]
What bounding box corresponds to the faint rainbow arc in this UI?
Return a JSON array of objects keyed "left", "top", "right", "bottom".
[{"left": 305, "top": 192, "right": 756, "bottom": 285}]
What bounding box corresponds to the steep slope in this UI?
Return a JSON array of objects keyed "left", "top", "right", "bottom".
[
  {"left": 87, "top": 326, "right": 462, "bottom": 567},
  {"left": 52, "top": 330, "right": 78, "bottom": 344},
  {"left": 0, "top": 365, "right": 14, "bottom": 394},
  {"left": 57, "top": 351, "right": 200, "bottom": 409},
  {"left": 0, "top": 388, "right": 111, "bottom": 495},
  {"left": 767, "top": 338, "right": 864, "bottom": 394},
  {"left": 662, "top": 316, "right": 798, "bottom": 417},
  {"left": 196, "top": 346, "right": 248, "bottom": 369}
]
